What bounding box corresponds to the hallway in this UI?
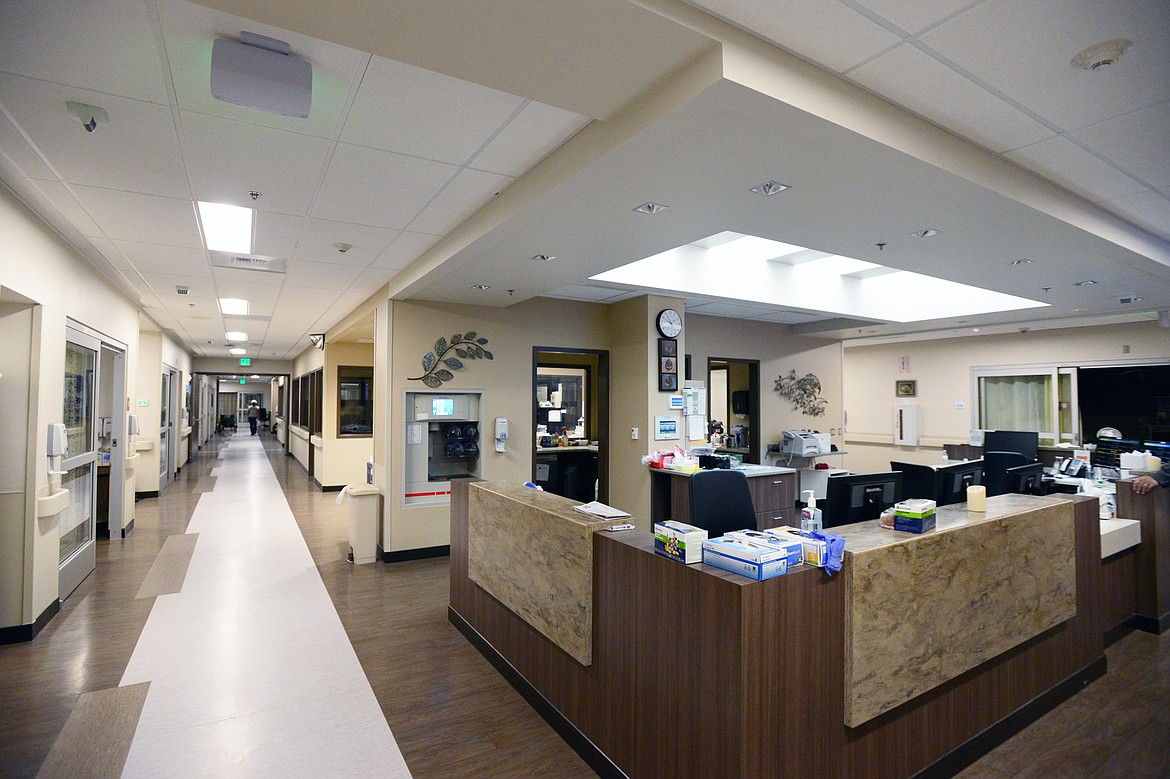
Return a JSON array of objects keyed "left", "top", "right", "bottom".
[{"left": 1, "top": 430, "right": 1168, "bottom": 777}]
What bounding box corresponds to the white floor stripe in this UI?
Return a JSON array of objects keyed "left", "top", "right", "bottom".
[{"left": 120, "top": 435, "right": 411, "bottom": 778}]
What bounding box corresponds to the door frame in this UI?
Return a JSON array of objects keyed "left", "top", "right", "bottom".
[
  {"left": 707, "top": 356, "right": 762, "bottom": 464},
  {"left": 532, "top": 347, "right": 610, "bottom": 503}
]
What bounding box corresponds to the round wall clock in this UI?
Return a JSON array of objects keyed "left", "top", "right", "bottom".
[{"left": 656, "top": 308, "right": 682, "bottom": 338}]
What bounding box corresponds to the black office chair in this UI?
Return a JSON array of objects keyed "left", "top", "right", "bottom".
[
  {"left": 688, "top": 469, "right": 756, "bottom": 538},
  {"left": 983, "top": 451, "right": 1029, "bottom": 497}
]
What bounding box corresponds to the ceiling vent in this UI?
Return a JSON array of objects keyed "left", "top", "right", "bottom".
[
  {"left": 210, "top": 253, "right": 287, "bottom": 274},
  {"left": 211, "top": 32, "right": 312, "bottom": 118}
]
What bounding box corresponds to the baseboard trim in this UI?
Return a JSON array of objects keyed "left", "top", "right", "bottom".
[
  {"left": 448, "top": 607, "right": 627, "bottom": 779},
  {"left": 380, "top": 545, "right": 449, "bottom": 563},
  {"left": 319, "top": 484, "right": 344, "bottom": 493},
  {"left": 1130, "top": 611, "right": 1170, "bottom": 635},
  {"left": 0, "top": 599, "right": 61, "bottom": 645},
  {"left": 912, "top": 655, "right": 1107, "bottom": 779},
  {"left": 121, "top": 518, "right": 135, "bottom": 538},
  {"left": 135, "top": 490, "right": 159, "bottom": 499}
]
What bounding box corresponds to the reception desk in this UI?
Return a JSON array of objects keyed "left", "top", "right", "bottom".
[
  {"left": 451, "top": 482, "right": 1104, "bottom": 777},
  {"left": 649, "top": 464, "right": 798, "bottom": 529}
]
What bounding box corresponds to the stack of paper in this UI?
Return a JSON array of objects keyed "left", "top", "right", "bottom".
[{"left": 573, "top": 501, "right": 631, "bottom": 519}]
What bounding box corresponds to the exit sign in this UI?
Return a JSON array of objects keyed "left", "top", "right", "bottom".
[
  {"left": 240, "top": 379, "right": 246, "bottom": 385},
  {"left": 239, "top": 358, "right": 251, "bottom": 366}
]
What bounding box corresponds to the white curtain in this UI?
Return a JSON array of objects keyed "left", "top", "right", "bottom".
[{"left": 980, "top": 375, "right": 1051, "bottom": 432}]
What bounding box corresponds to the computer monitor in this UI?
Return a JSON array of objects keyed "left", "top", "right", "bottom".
[
  {"left": 936, "top": 459, "right": 984, "bottom": 506},
  {"left": 982, "top": 430, "right": 1039, "bottom": 462},
  {"left": 824, "top": 471, "right": 902, "bottom": 529},
  {"left": 1004, "top": 461, "right": 1044, "bottom": 495},
  {"left": 890, "top": 461, "right": 938, "bottom": 501}
]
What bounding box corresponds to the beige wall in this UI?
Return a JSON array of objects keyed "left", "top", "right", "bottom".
[
  {"left": 685, "top": 313, "right": 844, "bottom": 455},
  {"left": 322, "top": 340, "right": 375, "bottom": 487},
  {"left": 842, "top": 320, "right": 1169, "bottom": 473}
]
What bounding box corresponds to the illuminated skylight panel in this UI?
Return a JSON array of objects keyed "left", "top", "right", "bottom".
[
  {"left": 591, "top": 232, "right": 1047, "bottom": 322},
  {"left": 197, "top": 201, "right": 253, "bottom": 254}
]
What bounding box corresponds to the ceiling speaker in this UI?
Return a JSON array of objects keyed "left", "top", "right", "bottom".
[{"left": 211, "top": 32, "right": 312, "bottom": 118}]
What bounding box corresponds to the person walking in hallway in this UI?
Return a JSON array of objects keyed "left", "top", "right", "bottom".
[{"left": 247, "top": 399, "right": 260, "bottom": 435}]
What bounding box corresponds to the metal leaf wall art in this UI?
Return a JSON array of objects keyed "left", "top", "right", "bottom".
[{"left": 408, "top": 332, "right": 494, "bottom": 388}]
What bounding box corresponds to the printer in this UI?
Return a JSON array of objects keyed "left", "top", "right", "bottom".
[{"left": 780, "top": 429, "right": 824, "bottom": 457}]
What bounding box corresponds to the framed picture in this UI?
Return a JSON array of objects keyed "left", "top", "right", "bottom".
[
  {"left": 660, "top": 356, "right": 676, "bottom": 374},
  {"left": 658, "top": 338, "right": 677, "bottom": 357},
  {"left": 659, "top": 372, "right": 678, "bottom": 392},
  {"left": 896, "top": 380, "right": 917, "bottom": 397}
]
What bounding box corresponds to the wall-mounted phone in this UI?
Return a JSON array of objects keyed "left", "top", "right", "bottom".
[
  {"left": 47, "top": 423, "right": 68, "bottom": 475},
  {"left": 494, "top": 417, "right": 508, "bottom": 453}
]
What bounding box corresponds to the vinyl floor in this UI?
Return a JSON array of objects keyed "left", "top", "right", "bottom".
[{"left": 1, "top": 430, "right": 1168, "bottom": 778}]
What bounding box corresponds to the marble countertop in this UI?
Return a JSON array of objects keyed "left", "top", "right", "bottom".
[
  {"left": 832, "top": 493, "right": 1073, "bottom": 555},
  {"left": 536, "top": 444, "right": 599, "bottom": 453},
  {"left": 471, "top": 481, "right": 620, "bottom": 526}
]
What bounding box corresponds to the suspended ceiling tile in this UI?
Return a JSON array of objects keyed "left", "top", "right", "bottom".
[
  {"left": 341, "top": 55, "right": 526, "bottom": 164},
  {"left": 370, "top": 231, "right": 441, "bottom": 270},
  {"left": 0, "top": 74, "right": 191, "bottom": 199},
  {"left": 407, "top": 168, "right": 513, "bottom": 236},
  {"left": 253, "top": 211, "right": 305, "bottom": 259},
  {"left": 284, "top": 260, "right": 362, "bottom": 290},
  {"left": 114, "top": 241, "right": 212, "bottom": 277},
  {"left": 140, "top": 272, "right": 218, "bottom": 299},
  {"left": 293, "top": 219, "right": 398, "bottom": 265},
  {"left": 0, "top": 0, "right": 169, "bottom": 104},
  {"left": 848, "top": 0, "right": 975, "bottom": 35},
  {"left": 1004, "top": 135, "right": 1151, "bottom": 204},
  {"left": 158, "top": 0, "right": 367, "bottom": 139},
  {"left": 470, "top": 102, "right": 591, "bottom": 177},
  {"left": 749, "top": 309, "right": 826, "bottom": 324},
  {"left": 85, "top": 236, "right": 134, "bottom": 272},
  {"left": 0, "top": 110, "right": 54, "bottom": 178},
  {"left": 276, "top": 285, "right": 340, "bottom": 307},
  {"left": 29, "top": 180, "right": 103, "bottom": 235},
  {"left": 1068, "top": 100, "right": 1170, "bottom": 189},
  {"left": 351, "top": 268, "right": 392, "bottom": 296},
  {"left": 848, "top": 43, "right": 1053, "bottom": 153},
  {"left": 312, "top": 143, "right": 458, "bottom": 229},
  {"left": 688, "top": 0, "right": 901, "bottom": 73},
  {"left": 685, "top": 300, "right": 776, "bottom": 318},
  {"left": 71, "top": 186, "right": 202, "bottom": 247},
  {"left": 545, "top": 284, "right": 629, "bottom": 302},
  {"left": 179, "top": 110, "right": 333, "bottom": 215},
  {"left": 919, "top": 0, "right": 1170, "bottom": 131}
]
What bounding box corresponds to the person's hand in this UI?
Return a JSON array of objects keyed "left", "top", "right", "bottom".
[{"left": 1132, "top": 475, "right": 1160, "bottom": 495}]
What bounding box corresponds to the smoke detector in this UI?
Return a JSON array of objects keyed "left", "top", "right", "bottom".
[{"left": 1072, "top": 39, "right": 1132, "bottom": 71}]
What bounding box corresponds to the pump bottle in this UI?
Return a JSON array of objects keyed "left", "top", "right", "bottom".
[{"left": 800, "top": 489, "right": 822, "bottom": 535}]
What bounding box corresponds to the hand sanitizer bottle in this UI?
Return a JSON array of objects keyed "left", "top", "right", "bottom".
[{"left": 800, "top": 489, "right": 822, "bottom": 535}]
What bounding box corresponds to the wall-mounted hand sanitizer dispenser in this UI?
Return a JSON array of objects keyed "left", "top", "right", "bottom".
[
  {"left": 494, "top": 417, "right": 508, "bottom": 452},
  {"left": 47, "top": 423, "right": 68, "bottom": 457}
]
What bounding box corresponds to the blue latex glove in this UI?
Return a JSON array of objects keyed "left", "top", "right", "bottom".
[{"left": 810, "top": 531, "right": 845, "bottom": 575}]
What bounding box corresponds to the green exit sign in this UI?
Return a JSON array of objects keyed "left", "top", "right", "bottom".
[
  {"left": 239, "top": 358, "right": 251, "bottom": 366},
  {"left": 240, "top": 379, "right": 246, "bottom": 385}
]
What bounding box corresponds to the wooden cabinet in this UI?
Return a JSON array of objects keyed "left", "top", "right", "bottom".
[{"left": 650, "top": 468, "right": 797, "bottom": 529}]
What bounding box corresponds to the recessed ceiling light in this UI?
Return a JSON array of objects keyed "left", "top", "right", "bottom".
[
  {"left": 225, "top": 331, "right": 247, "bottom": 341},
  {"left": 908, "top": 229, "right": 939, "bottom": 238},
  {"left": 219, "top": 298, "right": 249, "bottom": 315},
  {"left": 971, "top": 328, "right": 981, "bottom": 332},
  {"left": 749, "top": 180, "right": 790, "bottom": 196},
  {"left": 197, "top": 201, "right": 253, "bottom": 254},
  {"left": 633, "top": 202, "right": 668, "bottom": 215},
  {"left": 531, "top": 254, "right": 555, "bottom": 262},
  {"left": 1073, "top": 279, "right": 1098, "bottom": 286},
  {"left": 1072, "top": 39, "right": 1132, "bottom": 71},
  {"left": 471, "top": 284, "right": 490, "bottom": 291},
  {"left": 229, "top": 347, "right": 246, "bottom": 355},
  {"left": 250, "top": 374, "right": 260, "bottom": 379},
  {"left": 1009, "top": 258, "right": 1033, "bottom": 266}
]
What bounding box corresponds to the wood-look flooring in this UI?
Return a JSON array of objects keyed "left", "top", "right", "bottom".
[{"left": 1, "top": 431, "right": 1168, "bottom": 777}]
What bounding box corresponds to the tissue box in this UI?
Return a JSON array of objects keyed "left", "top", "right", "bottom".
[
  {"left": 702, "top": 537, "right": 789, "bottom": 580},
  {"left": 724, "top": 530, "right": 803, "bottom": 568},
  {"left": 893, "top": 513, "right": 936, "bottom": 533},
  {"left": 894, "top": 498, "right": 936, "bottom": 519},
  {"left": 1120, "top": 451, "right": 1147, "bottom": 470},
  {"left": 654, "top": 521, "right": 708, "bottom": 564},
  {"left": 767, "top": 527, "right": 828, "bottom": 567}
]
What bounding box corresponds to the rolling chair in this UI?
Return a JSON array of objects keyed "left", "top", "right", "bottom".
[
  {"left": 687, "top": 469, "right": 757, "bottom": 538},
  {"left": 983, "top": 451, "right": 1029, "bottom": 497}
]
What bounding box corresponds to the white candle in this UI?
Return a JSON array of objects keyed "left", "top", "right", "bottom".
[{"left": 967, "top": 485, "right": 986, "bottom": 512}]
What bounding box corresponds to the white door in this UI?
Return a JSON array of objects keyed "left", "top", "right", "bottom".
[{"left": 60, "top": 327, "right": 99, "bottom": 598}]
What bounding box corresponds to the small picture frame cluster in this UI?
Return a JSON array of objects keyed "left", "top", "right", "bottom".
[
  {"left": 658, "top": 338, "right": 678, "bottom": 391},
  {"left": 896, "top": 380, "right": 917, "bottom": 397}
]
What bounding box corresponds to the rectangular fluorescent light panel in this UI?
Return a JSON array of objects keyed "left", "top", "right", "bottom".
[
  {"left": 197, "top": 201, "right": 253, "bottom": 254},
  {"left": 225, "top": 331, "right": 247, "bottom": 341},
  {"left": 219, "top": 298, "right": 249, "bottom": 316},
  {"left": 230, "top": 348, "right": 247, "bottom": 355}
]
